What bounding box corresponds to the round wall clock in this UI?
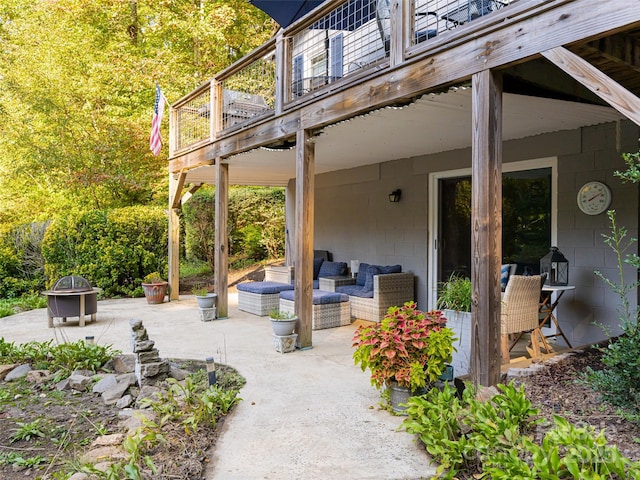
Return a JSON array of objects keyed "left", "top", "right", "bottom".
[{"left": 577, "top": 181, "right": 612, "bottom": 215}]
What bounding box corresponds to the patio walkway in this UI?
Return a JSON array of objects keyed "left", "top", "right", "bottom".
[{"left": 0, "top": 293, "right": 436, "bottom": 479}]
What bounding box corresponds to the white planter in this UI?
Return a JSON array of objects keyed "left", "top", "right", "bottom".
[
  {"left": 196, "top": 294, "right": 217, "bottom": 309},
  {"left": 270, "top": 318, "right": 297, "bottom": 336},
  {"left": 199, "top": 307, "right": 216, "bottom": 322},
  {"left": 444, "top": 309, "right": 472, "bottom": 376}
]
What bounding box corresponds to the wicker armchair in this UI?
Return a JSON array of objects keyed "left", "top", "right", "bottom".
[
  {"left": 348, "top": 272, "right": 414, "bottom": 322},
  {"left": 500, "top": 275, "right": 544, "bottom": 364}
]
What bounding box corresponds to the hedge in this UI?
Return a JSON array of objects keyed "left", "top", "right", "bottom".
[{"left": 41, "top": 206, "right": 167, "bottom": 297}]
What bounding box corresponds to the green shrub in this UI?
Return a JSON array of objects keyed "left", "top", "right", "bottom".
[
  {"left": 402, "top": 382, "right": 540, "bottom": 479},
  {"left": 585, "top": 210, "right": 640, "bottom": 417},
  {"left": 402, "top": 381, "right": 640, "bottom": 479},
  {"left": 0, "top": 221, "right": 48, "bottom": 299},
  {"left": 42, "top": 206, "right": 167, "bottom": 297}
]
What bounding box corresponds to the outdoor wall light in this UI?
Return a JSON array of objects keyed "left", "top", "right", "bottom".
[{"left": 388, "top": 189, "right": 401, "bottom": 203}]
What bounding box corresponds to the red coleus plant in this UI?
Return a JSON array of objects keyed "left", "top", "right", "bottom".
[{"left": 352, "top": 302, "right": 455, "bottom": 391}]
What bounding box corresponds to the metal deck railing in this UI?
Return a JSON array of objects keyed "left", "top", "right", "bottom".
[{"left": 170, "top": 0, "right": 516, "bottom": 156}]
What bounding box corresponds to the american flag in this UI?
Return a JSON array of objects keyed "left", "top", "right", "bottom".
[{"left": 150, "top": 84, "right": 166, "bottom": 156}]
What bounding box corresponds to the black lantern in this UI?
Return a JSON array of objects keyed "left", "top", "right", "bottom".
[
  {"left": 388, "top": 189, "right": 401, "bottom": 203},
  {"left": 540, "top": 247, "right": 569, "bottom": 286}
]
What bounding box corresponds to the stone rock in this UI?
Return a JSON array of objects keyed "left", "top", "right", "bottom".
[
  {"left": 116, "top": 372, "right": 138, "bottom": 388},
  {"left": 101, "top": 380, "right": 131, "bottom": 405},
  {"left": 476, "top": 385, "right": 500, "bottom": 403},
  {"left": 137, "top": 349, "right": 160, "bottom": 363},
  {"left": 139, "top": 361, "right": 169, "bottom": 378},
  {"left": 5, "top": 364, "right": 32, "bottom": 381},
  {"left": 26, "top": 370, "right": 51, "bottom": 383},
  {"left": 91, "top": 433, "right": 124, "bottom": 448},
  {"left": 117, "top": 409, "right": 156, "bottom": 434},
  {"left": 92, "top": 375, "right": 118, "bottom": 394},
  {"left": 68, "top": 473, "right": 90, "bottom": 480},
  {"left": 56, "top": 378, "right": 70, "bottom": 391},
  {"left": 112, "top": 354, "right": 135, "bottom": 373},
  {"left": 81, "top": 445, "right": 127, "bottom": 464},
  {"left": 116, "top": 394, "right": 134, "bottom": 409},
  {"left": 136, "top": 385, "right": 164, "bottom": 404},
  {"left": 169, "top": 365, "right": 190, "bottom": 381},
  {"left": 68, "top": 374, "right": 93, "bottom": 392},
  {"left": 133, "top": 340, "right": 155, "bottom": 352},
  {"left": 0, "top": 364, "right": 18, "bottom": 381},
  {"left": 129, "top": 318, "right": 143, "bottom": 330},
  {"left": 71, "top": 369, "right": 95, "bottom": 377}
]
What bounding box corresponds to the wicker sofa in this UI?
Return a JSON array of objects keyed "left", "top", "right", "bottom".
[{"left": 335, "top": 263, "right": 414, "bottom": 322}]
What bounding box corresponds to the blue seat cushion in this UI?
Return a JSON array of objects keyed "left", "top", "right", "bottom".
[
  {"left": 348, "top": 288, "right": 374, "bottom": 299},
  {"left": 363, "top": 265, "right": 382, "bottom": 292},
  {"left": 356, "top": 263, "right": 370, "bottom": 286},
  {"left": 318, "top": 261, "right": 347, "bottom": 278},
  {"left": 335, "top": 285, "right": 364, "bottom": 296},
  {"left": 279, "top": 289, "right": 348, "bottom": 304},
  {"left": 313, "top": 257, "right": 324, "bottom": 280},
  {"left": 237, "top": 281, "right": 294, "bottom": 294}
]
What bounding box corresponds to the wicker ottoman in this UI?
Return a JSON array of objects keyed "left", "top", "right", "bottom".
[
  {"left": 237, "top": 281, "right": 294, "bottom": 316},
  {"left": 279, "top": 290, "right": 351, "bottom": 330}
]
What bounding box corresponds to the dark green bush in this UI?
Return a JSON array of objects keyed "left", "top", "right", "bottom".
[
  {"left": 41, "top": 206, "right": 167, "bottom": 297},
  {"left": 0, "top": 222, "right": 48, "bottom": 298}
]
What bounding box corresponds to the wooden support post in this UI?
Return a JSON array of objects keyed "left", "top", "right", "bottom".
[
  {"left": 389, "top": 0, "right": 405, "bottom": 67},
  {"left": 215, "top": 160, "right": 229, "bottom": 318},
  {"left": 295, "top": 129, "right": 314, "bottom": 349},
  {"left": 471, "top": 69, "right": 503, "bottom": 387},
  {"left": 275, "top": 31, "right": 287, "bottom": 114},
  {"left": 168, "top": 173, "right": 181, "bottom": 301}
]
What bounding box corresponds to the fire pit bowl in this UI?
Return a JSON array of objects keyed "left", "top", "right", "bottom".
[{"left": 42, "top": 275, "right": 101, "bottom": 328}]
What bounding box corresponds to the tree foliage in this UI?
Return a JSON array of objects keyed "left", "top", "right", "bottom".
[{"left": 0, "top": 0, "right": 275, "bottom": 224}]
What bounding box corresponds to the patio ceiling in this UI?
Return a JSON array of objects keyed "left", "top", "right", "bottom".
[{"left": 183, "top": 88, "right": 624, "bottom": 187}]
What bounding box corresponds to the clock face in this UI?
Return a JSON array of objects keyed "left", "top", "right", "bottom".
[{"left": 577, "top": 181, "right": 611, "bottom": 215}]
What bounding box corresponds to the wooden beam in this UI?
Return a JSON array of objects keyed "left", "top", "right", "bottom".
[
  {"left": 181, "top": 184, "right": 202, "bottom": 205},
  {"left": 471, "top": 69, "right": 503, "bottom": 388},
  {"left": 542, "top": 46, "right": 640, "bottom": 126},
  {"left": 169, "top": 170, "right": 187, "bottom": 209},
  {"left": 215, "top": 160, "right": 229, "bottom": 319},
  {"left": 294, "top": 129, "right": 315, "bottom": 349},
  {"left": 168, "top": 174, "right": 181, "bottom": 301}
]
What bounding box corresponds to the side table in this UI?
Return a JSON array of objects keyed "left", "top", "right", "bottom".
[{"left": 318, "top": 276, "right": 356, "bottom": 292}]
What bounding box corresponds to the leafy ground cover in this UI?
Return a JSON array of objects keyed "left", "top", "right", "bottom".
[{"left": 0, "top": 360, "right": 243, "bottom": 480}]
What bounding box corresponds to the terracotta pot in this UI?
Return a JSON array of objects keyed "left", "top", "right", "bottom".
[{"left": 142, "top": 282, "right": 168, "bottom": 304}]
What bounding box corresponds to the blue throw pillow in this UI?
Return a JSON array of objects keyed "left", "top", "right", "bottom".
[
  {"left": 318, "top": 261, "right": 347, "bottom": 278},
  {"left": 356, "top": 263, "right": 370, "bottom": 286},
  {"left": 313, "top": 257, "right": 324, "bottom": 280},
  {"left": 379, "top": 264, "right": 401, "bottom": 274},
  {"left": 363, "top": 265, "right": 381, "bottom": 292},
  {"left": 500, "top": 264, "right": 510, "bottom": 291}
]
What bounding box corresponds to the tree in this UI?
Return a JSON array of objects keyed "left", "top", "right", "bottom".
[{"left": 0, "top": 0, "right": 274, "bottom": 224}]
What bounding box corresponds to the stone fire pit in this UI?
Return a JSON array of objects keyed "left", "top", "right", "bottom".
[{"left": 42, "top": 275, "right": 101, "bottom": 328}]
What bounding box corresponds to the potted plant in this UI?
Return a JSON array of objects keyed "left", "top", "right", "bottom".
[
  {"left": 141, "top": 272, "right": 168, "bottom": 304},
  {"left": 436, "top": 274, "right": 472, "bottom": 376},
  {"left": 269, "top": 308, "right": 298, "bottom": 336},
  {"left": 352, "top": 302, "right": 455, "bottom": 412},
  {"left": 192, "top": 285, "right": 217, "bottom": 309}
]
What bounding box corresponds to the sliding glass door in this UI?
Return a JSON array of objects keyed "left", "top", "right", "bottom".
[{"left": 431, "top": 161, "right": 555, "bottom": 299}]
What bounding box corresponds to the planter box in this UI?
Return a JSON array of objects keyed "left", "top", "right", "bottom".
[
  {"left": 273, "top": 333, "right": 297, "bottom": 353},
  {"left": 199, "top": 307, "right": 216, "bottom": 322},
  {"left": 444, "top": 309, "right": 472, "bottom": 376}
]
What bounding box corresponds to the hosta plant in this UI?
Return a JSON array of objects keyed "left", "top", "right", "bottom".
[{"left": 352, "top": 302, "right": 455, "bottom": 391}]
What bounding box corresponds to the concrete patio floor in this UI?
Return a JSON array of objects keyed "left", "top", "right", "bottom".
[{"left": 0, "top": 293, "right": 437, "bottom": 479}]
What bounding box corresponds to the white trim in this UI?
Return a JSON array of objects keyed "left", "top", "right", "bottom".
[{"left": 427, "top": 157, "right": 558, "bottom": 308}]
